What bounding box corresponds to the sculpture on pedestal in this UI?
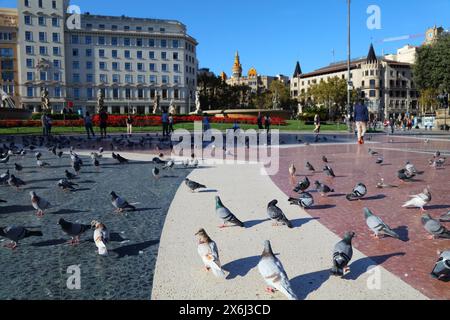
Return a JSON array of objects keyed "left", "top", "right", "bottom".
[
  {"left": 153, "top": 93, "right": 160, "bottom": 114},
  {"left": 168, "top": 99, "right": 176, "bottom": 115},
  {"left": 97, "top": 89, "right": 105, "bottom": 113},
  {"left": 41, "top": 88, "right": 51, "bottom": 112},
  {"left": 195, "top": 91, "right": 202, "bottom": 114},
  {"left": 272, "top": 89, "right": 280, "bottom": 110}
]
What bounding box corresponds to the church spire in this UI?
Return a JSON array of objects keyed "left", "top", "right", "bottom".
[
  {"left": 293, "top": 61, "right": 302, "bottom": 77},
  {"left": 232, "top": 51, "right": 242, "bottom": 78},
  {"left": 366, "top": 43, "right": 378, "bottom": 64}
]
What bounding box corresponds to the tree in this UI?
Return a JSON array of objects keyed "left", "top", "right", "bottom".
[{"left": 418, "top": 88, "right": 439, "bottom": 114}]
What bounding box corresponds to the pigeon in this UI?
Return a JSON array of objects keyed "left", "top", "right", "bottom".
[
  {"left": 257, "top": 240, "right": 297, "bottom": 300},
  {"left": 323, "top": 165, "right": 335, "bottom": 178},
  {"left": 92, "top": 158, "right": 100, "bottom": 169},
  {"left": 191, "top": 158, "right": 199, "bottom": 168},
  {"left": 267, "top": 200, "right": 293, "bottom": 228},
  {"left": 0, "top": 198, "right": 6, "bottom": 203},
  {"left": 152, "top": 167, "right": 160, "bottom": 179},
  {"left": 293, "top": 176, "right": 310, "bottom": 193},
  {"left": 91, "top": 220, "right": 109, "bottom": 256},
  {"left": 57, "top": 179, "right": 78, "bottom": 191},
  {"left": 152, "top": 157, "right": 166, "bottom": 165},
  {"left": 195, "top": 228, "right": 226, "bottom": 278},
  {"left": 72, "top": 160, "right": 81, "bottom": 174},
  {"left": 376, "top": 157, "right": 383, "bottom": 165},
  {"left": 363, "top": 208, "right": 400, "bottom": 239},
  {"left": 430, "top": 251, "right": 450, "bottom": 281},
  {"left": 185, "top": 178, "right": 206, "bottom": 192},
  {"left": 110, "top": 191, "right": 136, "bottom": 213},
  {"left": 0, "top": 155, "right": 10, "bottom": 164},
  {"left": 8, "top": 174, "right": 26, "bottom": 190},
  {"left": 440, "top": 211, "right": 450, "bottom": 223},
  {"left": 402, "top": 188, "right": 431, "bottom": 211},
  {"left": 376, "top": 178, "right": 398, "bottom": 189},
  {"left": 405, "top": 161, "right": 423, "bottom": 175},
  {"left": 215, "top": 196, "right": 244, "bottom": 228},
  {"left": 305, "top": 161, "right": 315, "bottom": 172},
  {"left": 14, "top": 163, "right": 23, "bottom": 172},
  {"left": 162, "top": 160, "right": 175, "bottom": 170},
  {"left": 331, "top": 232, "right": 355, "bottom": 277},
  {"left": 65, "top": 170, "right": 77, "bottom": 180},
  {"left": 30, "top": 191, "right": 50, "bottom": 217},
  {"left": 421, "top": 213, "right": 450, "bottom": 240},
  {"left": 368, "top": 149, "right": 378, "bottom": 156},
  {"left": 37, "top": 160, "right": 50, "bottom": 168},
  {"left": 346, "top": 183, "right": 367, "bottom": 201},
  {"left": 397, "top": 168, "right": 415, "bottom": 182},
  {"left": 429, "top": 157, "right": 446, "bottom": 169},
  {"left": 114, "top": 153, "right": 129, "bottom": 164},
  {"left": 288, "top": 192, "right": 314, "bottom": 209},
  {"left": 57, "top": 151, "right": 63, "bottom": 158},
  {"left": 90, "top": 152, "right": 102, "bottom": 160},
  {"left": 58, "top": 218, "right": 92, "bottom": 245},
  {"left": 0, "top": 226, "right": 43, "bottom": 249},
  {"left": 314, "top": 181, "right": 334, "bottom": 196},
  {"left": 288, "top": 164, "right": 296, "bottom": 178},
  {"left": 322, "top": 156, "right": 328, "bottom": 163},
  {"left": 35, "top": 152, "right": 42, "bottom": 160}
]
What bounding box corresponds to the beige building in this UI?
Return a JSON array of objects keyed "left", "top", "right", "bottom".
[
  {"left": 291, "top": 44, "right": 419, "bottom": 120},
  {"left": 0, "top": 8, "right": 20, "bottom": 107}
]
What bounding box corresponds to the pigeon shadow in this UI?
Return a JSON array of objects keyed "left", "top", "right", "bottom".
[
  {"left": 309, "top": 204, "right": 336, "bottom": 210},
  {"left": 393, "top": 225, "right": 409, "bottom": 242},
  {"left": 426, "top": 205, "right": 450, "bottom": 210},
  {"left": 72, "top": 188, "right": 91, "bottom": 192},
  {"left": 26, "top": 178, "right": 62, "bottom": 184},
  {"left": 327, "top": 193, "right": 346, "bottom": 198},
  {"left": 112, "top": 239, "right": 160, "bottom": 258},
  {"left": 51, "top": 209, "right": 90, "bottom": 215},
  {"left": 290, "top": 269, "right": 331, "bottom": 300},
  {"left": 344, "top": 252, "right": 406, "bottom": 280},
  {"left": 244, "top": 219, "right": 270, "bottom": 228},
  {"left": 197, "top": 189, "right": 218, "bottom": 193},
  {"left": 78, "top": 180, "right": 97, "bottom": 184},
  {"left": 110, "top": 232, "right": 128, "bottom": 242},
  {"left": 133, "top": 207, "right": 161, "bottom": 212},
  {"left": 364, "top": 194, "right": 386, "bottom": 201},
  {"left": 222, "top": 255, "right": 260, "bottom": 280},
  {"left": 0, "top": 205, "right": 34, "bottom": 214},
  {"left": 161, "top": 175, "right": 178, "bottom": 179},
  {"left": 291, "top": 217, "right": 320, "bottom": 228},
  {"left": 30, "top": 238, "right": 67, "bottom": 247},
  {"left": 23, "top": 186, "right": 48, "bottom": 191}
]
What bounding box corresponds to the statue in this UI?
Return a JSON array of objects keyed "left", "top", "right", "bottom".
[
  {"left": 168, "top": 99, "right": 176, "bottom": 115},
  {"left": 97, "top": 89, "right": 105, "bottom": 113},
  {"left": 0, "top": 88, "right": 12, "bottom": 108},
  {"left": 272, "top": 89, "right": 280, "bottom": 110},
  {"left": 41, "top": 88, "right": 51, "bottom": 112},
  {"left": 153, "top": 93, "right": 160, "bottom": 114},
  {"left": 195, "top": 91, "right": 202, "bottom": 114}
]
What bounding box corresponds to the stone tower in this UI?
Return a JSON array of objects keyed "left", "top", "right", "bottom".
[{"left": 232, "top": 51, "right": 242, "bottom": 79}]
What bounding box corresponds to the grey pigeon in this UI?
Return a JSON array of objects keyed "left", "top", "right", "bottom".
[
  {"left": 257, "top": 240, "right": 297, "bottom": 300},
  {"left": 0, "top": 198, "right": 6, "bottom": 203},
  {"left": 185, "top": 178, "right": 206, "bottom": 192},
  {"left": 110, "top": 191, "right": 136, "bottom": 212},
  {"left": 364, "top": 208, "right": 399, "bottom": 239},
  {"left": 30, "top": 191, "right": 50, "bottom": 217},
  {"left": 314, "top": 181, "right": 334, "bottom": 196},
  {"left": 0, "top": 169, "right": 10, "bottom": 185},
  {"left": 267, "top": 200, "right": 293, "bottom": 228},
  {"left": 397, "top": 168, "right": 415, "bottom": 181},
  {"left": 322, "top": 156, "right": 328, "bottom": 163},
  {"left": 421, "top": 213, "right": 450, "bottom": 239},
  {"left": 288, "top": 192, "right": 314, "bottom": 209},
  {"left": 293, "top": 176, "right": 310, "bottom": 193},
  {"left": 323, "top": 165, "right": 335, "bottom": 178},
  {"left": 0, "top": 155, "right": 10, "bottom": 164},
  {"left": 58, "top": 218, "right": 92, "bottom": 245},
  {"left": 14, "top": 163, "right": 23, "bottom": 172},
  {"left": 58, "top": 179, "right": 78, "bottom": 191},
  {"left": 65, "top": 170, "right": 77, "bottom": 180},
  {"left": 305, "top": 161, "right": 315, "bottom": 172},
  {"left": 440, "top": 211, "right": 450, "bottom": 223},
  {"left": 37, "top": 159, "right": 50, "bottom": 168},
  {"left": 430, "top": 251, "right": 450, "bottom": 281},
  {"left": 215, "top": 196, "right": 244, "bottom": 228},
  {"left": 152, "top": 167, "right": 160, "bottom": 179},
  {"left": 346, "top": 183, "right": 367, "bottom": 201},
  {"left": 162, "top": 160, "right": 175, "bottom": 170},
  {"left": 376, "top": 157, "right": 383, "bottom": 165},
  {"left": 8, "top": 174, "right": 26, "bottom": 190},
  {"left": 0, "top": 226, "right": 42, "bottom": 249},
  {"left": 331, "top": 232, "right": 355, "bottom": 277}
]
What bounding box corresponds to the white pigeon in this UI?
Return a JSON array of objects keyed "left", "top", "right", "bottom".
[
  {"left": 257, "top": 240, "right": 297, "bottom": 300},
  {"left": 402, "top": 188, "right": 431, "bottom": 211},
  {"left": 195, "top": 229, "right": 226, "bottom": 278},
  {"left": 91, "top": 221, "right": 109, "bottom": 256}
]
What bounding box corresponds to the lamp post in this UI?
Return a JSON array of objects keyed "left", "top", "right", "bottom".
[{"left": 346, "top": 0, "right": 352, "bottom": 132}]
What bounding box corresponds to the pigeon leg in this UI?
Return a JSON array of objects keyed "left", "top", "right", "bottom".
[
  {"left": 343, "top": 267, "right": 351, "bottom": 275},
  {"left": 203, "top": 266, "right": 210, "bottom": 272},
  {"left": 4, "top": 241, "right": 17, "bottom": 250},
  {"left": 427, "top": 235, "right": 435, "bottom": 240},
  {"left": 218, "top": 223, "right": 228, "bottom": 229},
  {"left": 265, "top": 287, "right": 276, "bottom": 294},
  {"left": 272, "top": 222, "right": 280, "bottom": 227}
]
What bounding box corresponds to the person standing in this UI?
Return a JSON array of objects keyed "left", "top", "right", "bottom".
[
  {"left": 313, "top": 113, "right": 321, "bottom": 134},
  {"left": 389, "top": 117, "right": 395, "bottom": 135},
  {"left": 202, "top": 114, "right": 210, "bottom": 132},
  {"left": 46, "top": 114, "right": 52, "bottom": 136},
  {"left": 264, "top": 115, "right": 271, "bottom": 133},
  {"left": 354, "top": 100, "right": 369, "bottom": 144},
  {"left": 168, "top": 114, "right": 174, "bottom": 134},
  {"left": 257, "top": 112, "right": 263, "bottom": 130},
  {"left": 84, "top": 111, "right": 95, "bottom": 139},
  {"left": 99, "top": 109, "right": 108, "bottom": 138},
  {"left": 161, "top": 109, "right": 169, "bottom": 136},
  {"left": 126, "top": 114, "right": 133, "bottom": 136},
  {"left": 41, "top": 113, "right": 48, "bottom": 136}
]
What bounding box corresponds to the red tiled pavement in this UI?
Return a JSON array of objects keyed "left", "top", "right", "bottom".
[{"left": 270, "top": 135, "right": 450, "bottom": 300}]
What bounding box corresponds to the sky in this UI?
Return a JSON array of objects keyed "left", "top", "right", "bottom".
[{"left": 1, "top": 0, "right": 449, "bottom": 77}]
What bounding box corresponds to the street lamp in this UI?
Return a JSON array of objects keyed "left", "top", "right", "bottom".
[{"left": 346, "top": 0, "right": 352, "bottom": 132}]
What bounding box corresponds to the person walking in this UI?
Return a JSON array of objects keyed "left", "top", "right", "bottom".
[
  {"left": 264, "top": 115, "right": 271, "bottom": 133},
  {"left": 46, "top": 114, "right": 52, "bottom": 136},
  {"left": 99, "top": 109, "right": 108, "bottom": 138},
  {"left": 202, "top": 114, "right": 210, "bottom": 132},
  {"left": 161, "top": 109, "right": 169, "bottom": 136},
  {"left": 41, "top": 113, "right": 48, "bottom": 137},
  {"left": 84, "top": 111, "right": 95, "bottom": 139},
  {"left": 354, "top": 100, "right": 369, "bottom": 145},
  {"left": 389, "top": 117, "right": 395, "bottom": 135},
  {"left": 257, "top": 112, "right": 263, "bottom": 130},
  {"left": 232, "top": 120, "right": 240, "bottom": 132},
  {"left": 168, "top": 114, "right": 174, "bottom": 134},
  {"left": 313, "top": 113, "right": 321, "bottom": 134},
  {"left": 126, "top": 114, "right": 133, "bottom": 136}
]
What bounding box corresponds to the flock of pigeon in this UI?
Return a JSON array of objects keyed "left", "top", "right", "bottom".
[{"left": 186, "top": 145, "right": 450, "bottom": 300}]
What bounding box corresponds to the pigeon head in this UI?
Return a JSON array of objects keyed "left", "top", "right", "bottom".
[
  {"left": 110, "top": 191, "right": 118, "bottom": 199},
  {"left": 215, "top": 196, "right": 224, "bottom": 208},
  {"left": 268, "top": 199, "right": 278, "bottom": 207},
  {"left": 58, "top": 218, "right": 68, "bottom": 227},
  {"left": 421, "top": 213, "right": 432, "bottom": 222},
  {"left": 195, "top": 228, "right": 211, "bottom": 243},
  {"left": 363, "top": 208, "right": 373, "bottom": 219},
  {"left": 343, "top": 232, "right": 356, "bottom": 243},
  {"left": 262, "top": 240, "right": 274, "bottom": 257},
  {"left": 29, "top": 191, "right": 37, "bottom": 198},
  {"left": 314, "top": 181, "right": 321, "bottom": 187}
]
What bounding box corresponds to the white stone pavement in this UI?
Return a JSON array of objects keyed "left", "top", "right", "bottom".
[{"left": 151, "top": 162, "right": 427, "bottom": 300}]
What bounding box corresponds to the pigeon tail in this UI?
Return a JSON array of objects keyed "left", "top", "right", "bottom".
[{"left": 382, "top": 227, "right": 400, "bottom": 239}]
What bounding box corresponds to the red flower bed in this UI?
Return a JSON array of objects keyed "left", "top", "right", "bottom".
[{"left": 0, "top": 115, "right": 286, "bottom": 128}]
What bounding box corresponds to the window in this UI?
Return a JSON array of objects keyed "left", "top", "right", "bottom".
[
  {"left": 112, "top": 62, "right": 119, "bottom": 71},
  {"left": 38, "top": 16, "right": 46, "bottom": 26},
  {"left": 113, "top": 88, "right": 119, "bottom": 99},
  {"left": 72, "top": 48, "right": 79, "bottom": 57},
  {"left": 24, "top": 15, "right": 31, "bottom": 25},
  {"left": 125, "top": 88, "right": 131, "bottom": 99},
  {"left": 52, "top": 1, "right": 57, "bottom": 9},
  {"left": 39, "top": 46, "right": 47, "bottom": 55},
  {"left": 53, "top": 72, "right": 60, "bottom": 81},
  {"left": 173, "top": 52, "right": 178, "bottom": 60},
  {"left": 160, "top": 28, "right": 165, "bottom": 32},
  {"left": 124, "top": 38, "right": 131, "bottom": 46},
  {"left": 98, "top": 36, "right": 105, "bottom": 45},
  {"left": 125, "top": 62, "right": 132, "bottom": 71},
  {"left": 38, "top": 0, "right": 43, "bottom": 8},
  {"left": 72, "top": 61, "right": 80, "bottom": 69},
  {"left": 161, "top": 39, "right": 167, "bottom": 48},
  {"left": 99, "top": 49, "right": 105, "bottom": 58},
  {"left": 150, "top": 75, "right": 157, "bottom": 84},
  {"left": 137, "top": 63, "right": 144, "bottom": 71},
  {"left": 54, "top": 87, "right": 61, "bottom": 97},
  {"left": 174, "top": 75, "right": 180, "bottom": 84},
  {"left": 112, "top": 25, "right": 118, "bottom": 31},
  {"left": 161, "top": 52, "right": 167, "bottom": 60},
  {"left": 86, "top": 23, "right": 93, "bottom": 29},
  {"left": 53, "top": 59, "right": 60, "bottom": 68},
  {"left": 26, "top": 46, "right": 34, "bottom": 55},
  {"left": 85, "top": 49, "right": 92, "bottom": 57},
  {"left": 173, "top": 64, "right": 179, "bottom": 72},
  {"left": 86, "top": 61, "right": 93, "bottom": 69},
  {"left": 39, "top": 32, "right": 47, "bottom": 42},
  {"left": 172, "top": 40, "right": 179, "bottom": 48},
  {"left": 370, "top": 79, "right": 376, "bottom": 88},
  {"left": 25, "top": 31, "right": 33, "bottom": 41},
  {"left": 137, "top": 38, "right": 143, "bottom": 47},
  {"left": 111, "top": 37, "right": 118, "bottom": 46},
  {"left": 113, "top": 74, "right": 120, "bottom": 83},
  {"left": 24, "top": 0, "right": 30, "bottom": 7},
  {"left": 87, "top": 88, "right": 93, "bottom": 99},
  {"left": 125, "top": 75, "right": 133, "bottom": 83},
  {"left": 149, "top": 51, "right": 155, "bottom": 59},
  {"left": 162, "top": 89, "right": 168, "bottom": 99},
  {"left": 137, "top": 75, "right": 145, "bottom": 83},
  {"left": 73, "top": 74, "right": 80, "bottom": 83},
  {"left": 99, "top": 24, "right": 105, "bottom": 30},
  {"left": 71, "top": 35, "right": 79, "bottom": 44},
  {"left": 161, "top": 64, "right": 168, "bottom": 72},
  {"left": 27, "top": 87, "right": 33, "bottom": 97},
  {"left": 85, "top": 36, "right": 92, "bottom": 44},
  {"left": 86, "top": 74, "right": 93, "bottom": 82},
  {"left": 137, "top": 51, "right": 143, "bottom": 59},
  {"left": 369, "top": 90, "right": 376, "bottom": 97},
  {"left": 52, "top": 33, "right": 60, "bottom": 42},
  {"left": 162, "top": 75, "right": 169, "bottom": 84},
  {"left": 125, "top": 50, "right": 131, "bottom": 59},
  {"left": 100, "top": 74, "right": 107, "bottom": 83},
  {"left": 73, "top": 88, "right": 80, "bottom": 99},
  {"left": 149, "top": 39, "right": 155, "bottom": 47},
  {"left": 40, "top": 71, "right": 47, "bottom": 81},
  {"left": 112, "top": 50, "right": 118, "bottom": 58},
  {"left": 124, "top": 26, "right": 130, "bottom": 31},
  {"left": 149, "top": 63, "right": 156, "bottom": 71},
  {"left": 138, "top": 88, "right": 144, "bottom": 99},
  {"left": 99, "top": 62, "right": 107, "bottom": 70},
  {"left": 174, "top": 89, "right": 179, "bottom": 99},
  {"left": 27, "top": 72, "right": 33, "bottom": 81}
]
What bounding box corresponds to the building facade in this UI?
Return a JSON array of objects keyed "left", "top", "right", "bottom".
[
  {"left": 15, "top": 0, "right": 198, "bottom": 114},
  {"left": 0, "top": 8, "right": 19, "bottom": 107},
  {"left": 291, "top": 44, "right": 419, "bottom": 120}
]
